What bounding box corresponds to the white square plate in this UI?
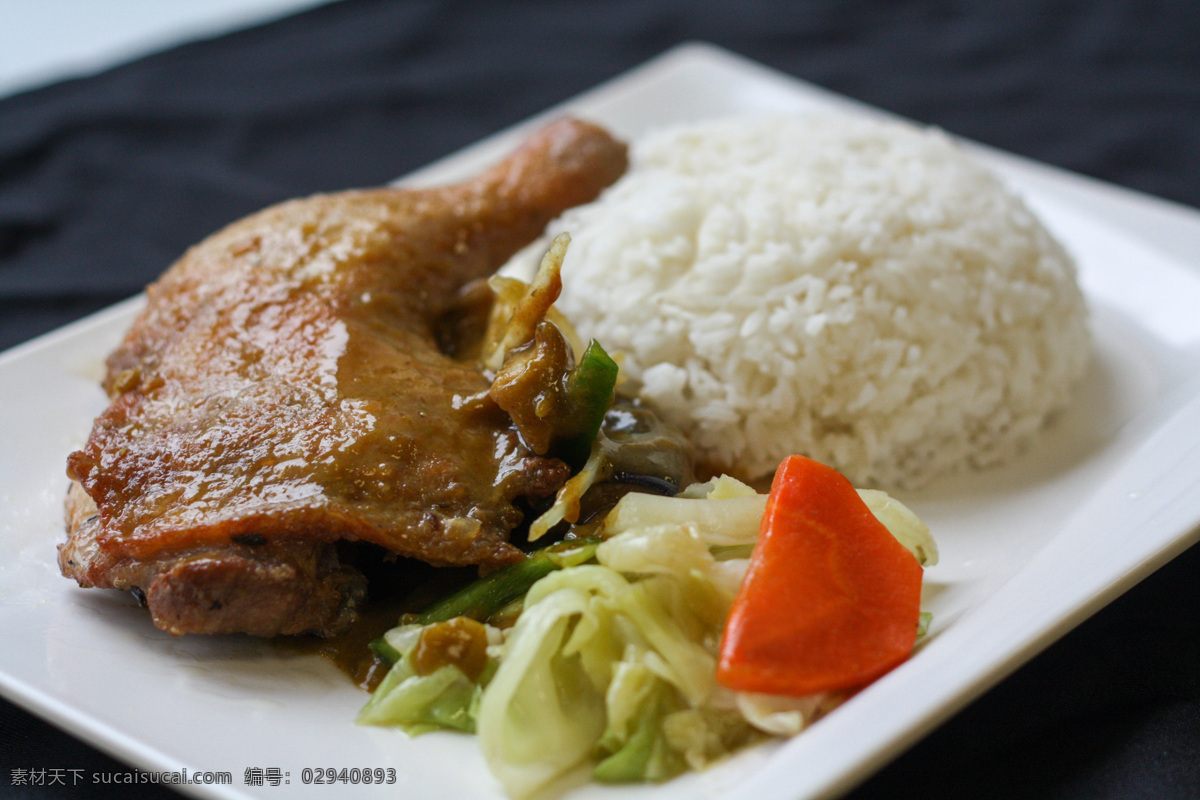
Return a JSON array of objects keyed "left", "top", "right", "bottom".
[{"left": 4, "top": 42, "right": 1200, "bottom": 800}]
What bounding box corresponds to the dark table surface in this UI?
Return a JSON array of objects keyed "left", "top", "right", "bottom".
[{"left": 3, "top": 1, "right": 1199, "bottom": 798}]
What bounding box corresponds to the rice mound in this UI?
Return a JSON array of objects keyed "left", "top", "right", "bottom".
[{"left": 505, "top": 113, "right": 1091, "bottom": 488}]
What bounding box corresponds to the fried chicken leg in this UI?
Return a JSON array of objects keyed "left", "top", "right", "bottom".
[{"left": 60, "top": 119, "right": 628, "bottom": 636}]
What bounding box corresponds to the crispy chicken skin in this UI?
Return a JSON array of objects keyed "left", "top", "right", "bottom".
[{"left": 60, "top": 119, "right": 628, "bottom": 636}]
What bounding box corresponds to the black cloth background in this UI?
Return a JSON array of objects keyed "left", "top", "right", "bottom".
[{"left": 2, "top": 0, "right": 1198, "bottom": 797}]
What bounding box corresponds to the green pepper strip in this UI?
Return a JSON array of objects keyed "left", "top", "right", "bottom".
[
  {"left": 369, "top": 538, "right": 601, "bottom": 665},
  {"left": 369, "top": 637, "right": 404, "bottom": 666},
  {"left": 555, "top": 339, "right": 619, "bottom": 468}
]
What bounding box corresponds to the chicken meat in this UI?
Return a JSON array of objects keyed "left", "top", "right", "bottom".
[{"left": 60, "top": 118, "right": 628, "bottom": 636}]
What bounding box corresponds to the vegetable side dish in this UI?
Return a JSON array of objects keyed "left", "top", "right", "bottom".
[{"left": 359, "top": 455, "right": 936, "bottom": 797}]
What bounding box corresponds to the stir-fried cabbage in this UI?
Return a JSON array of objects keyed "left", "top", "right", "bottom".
[
  {"left": 361, "top": 476, "right": 935, "bottom": 798},
  {"left": 358, "top": 622, "right": 501, "bottom": 734}
]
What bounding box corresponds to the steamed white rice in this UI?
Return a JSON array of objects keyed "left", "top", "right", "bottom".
[{"left": 505, "top": 113, "right": 1091, "bottom": 488}]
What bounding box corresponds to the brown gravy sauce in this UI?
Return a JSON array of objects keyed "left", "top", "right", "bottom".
[
  {"left": 274, "top": 556, "right": 479, "bottom": 692},
  {"left": 274, "top": 600, "right": 403, "bottom": 691}
]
